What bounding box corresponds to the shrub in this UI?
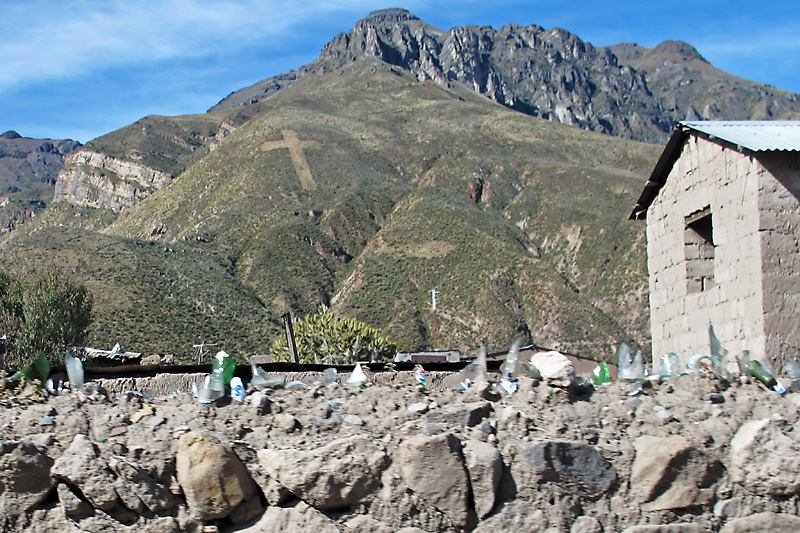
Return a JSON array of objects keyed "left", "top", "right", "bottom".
[
  {"left": 0, "top": 268, "right": 93, "bottom": 371},
  {"left": 270, "top": 313, "right": 396, "bottom": 364}
]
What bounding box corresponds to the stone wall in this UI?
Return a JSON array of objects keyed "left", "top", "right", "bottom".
[
  {"left": 646, "top": 136, "right": 766, "bottom": 365},
  {"left": 757, "top": 152, "right": 800, "bottom": 367}
]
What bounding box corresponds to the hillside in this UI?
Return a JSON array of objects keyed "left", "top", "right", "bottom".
[
  {"left": 0, "top": 131, "right": 81, "bottom": 233},
  {"left": 2, "top": 58, "right": 659, "bottom": 360}
]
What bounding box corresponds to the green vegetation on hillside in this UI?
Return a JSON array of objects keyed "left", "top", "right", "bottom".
[
  {"left": 0, "top": 268, "right": 92, "bottom": 371},
  {"left": 1, "top": 58, "right": 659, "bottom": 360},
  {"left": 270, "top": 313, "right": 397, "bottom": 364}
]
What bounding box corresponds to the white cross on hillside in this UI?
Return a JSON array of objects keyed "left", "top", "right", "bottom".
[{"left": 261, "top": 129, "right": 320, "bottom": 191}]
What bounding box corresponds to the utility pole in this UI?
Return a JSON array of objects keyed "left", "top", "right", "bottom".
[
  {"left": 282, "top": 313, "right": 300, "bottom": 363},
  {"left": 431, "top": 289, "right": 440, "bottom": 351}
]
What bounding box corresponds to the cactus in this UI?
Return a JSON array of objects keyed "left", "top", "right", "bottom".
[{"left": 270, "top": 313, "right": 397, "bottom": 364}]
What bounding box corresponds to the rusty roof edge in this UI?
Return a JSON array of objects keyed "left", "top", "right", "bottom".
[{"left": 628, "top": 125, "right": 690, "bottom": 220}]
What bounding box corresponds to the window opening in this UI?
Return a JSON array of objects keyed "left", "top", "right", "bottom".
[{"left": 685, "top": 207, "right": 715, "bottom": 293}]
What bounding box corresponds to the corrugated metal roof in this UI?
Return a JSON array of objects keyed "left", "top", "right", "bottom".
[
  {"left": 629, "top": 120, "right": 800, "bottom": 220},
  {"left": 681, "top": 121, "right": 800, "bottom": 152}
]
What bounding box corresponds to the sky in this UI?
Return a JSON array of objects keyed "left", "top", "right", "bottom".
[{"left": 2, "top": 0, "right": 799, "bottom": 144}]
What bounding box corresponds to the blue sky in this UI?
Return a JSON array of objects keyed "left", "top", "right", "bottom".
[{"left": 2, "top": 0, "right": 799, "bottom": 144}]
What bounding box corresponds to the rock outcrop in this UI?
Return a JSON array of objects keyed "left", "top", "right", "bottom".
[{"left": 53, "top": 150, "right": 174, "bottom": 212}]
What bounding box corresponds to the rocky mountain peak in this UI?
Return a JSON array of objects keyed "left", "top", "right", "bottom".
[
  {"left": 205, "top": 12, "right": 800, "bottom": 142},
  {"left": 1, "top": 130, "right": 22, "bottom": 140},
  {"left": 359, "top": 8, "right": 420, "bottom": 25},
  {"left": 652, "top": 40, "right": 708, "bottom": 63}
]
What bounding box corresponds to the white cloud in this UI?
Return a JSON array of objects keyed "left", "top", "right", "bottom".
[{"left": 0, "top": 0, "right": 381, "bottom": 90}]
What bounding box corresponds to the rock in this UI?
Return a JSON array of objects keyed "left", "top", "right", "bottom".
[
  {"left": 729, "top": 419, "right": 800, "bottom": 496},
  {"left": 713, "top": 498, "right": 737, "bottom": 517},
  {"left": 620, "top": 525, "right": 703, "bottom": 533},
  {"left": 720, "top": 512, "right": 800, "bottom": 532},
  {"left": 108, "top": 456, "right": 178, "bottom": 514},
  {"left": 141, "top": 517, "right": 180, "bottom": 533},
  {"left": 343, "top": 515, "right": 394, "bottom": 533},
  {"left": 274, "top": 413, "right": 298, "bottom": 432},
  {"left": 529, "top": 350, "right": 575, "bottom": 387},
  {"left": 229, "top": 495, "right": 265, "bottom": 525},
  {"left": 51, "top": 434, "right": 119, "bottom": 511},
  {"left": 0, "top": 441, "right": 55, "bottom": 517},
  {"left": 463, "top": 439, "right": 503, "bottom": 518},
  {"left": 113, "top": 475, "right": 145, "bottom": 513},
  {"left": 140, "top": 354, "right": 161, "bottom": 366},
  {"left": 426, "top": 401, "right": 492, "bottom": 427},
  {"left": 176, "top": 430, "right": 257, "bottom": 521},
  {"left": 630, "top": 435, "right": 724, "bottom": 511},
  {"left": 516, "top": 440, "right": 617, "bottom": 496},
  {"left": 702, "top": 393, "right": 724, "bottom": 404},
  {"left": 398, "top": 433, "right": 469, "bottom": 529},
  {"left": 234, "top": 500, "right": 343, "bottom": 533},
  {"left": 407, "top": 402, "right": 429, "bottom": 414},
  {"left": 343, "top": 414, "right": 365, "bottom": 426},
  {"left": 571, "top": 515, "right": 603, "bottom": 533},
  {"left": 258, "top": 434, "right": 389, "bottom": 510},
  {"left": 57, "top": 482, "right": 92, "bottom": 518}
]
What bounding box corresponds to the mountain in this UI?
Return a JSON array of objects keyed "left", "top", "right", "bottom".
[
  {"left": 1, "top": 57, "right": 659, "bottom": 360},
  {"left": 213, "top": 9, "right": 800, "bottom": 144},
  {"left": 8, "top": 8, "right": 795, "bottom": 361},
  {"left": 0, "top": 131, "right": 81, "bottom": 233}
]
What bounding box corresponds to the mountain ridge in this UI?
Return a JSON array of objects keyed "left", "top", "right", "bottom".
[{"left": 212, "top": 8, "right": 800, "bottom": 144}]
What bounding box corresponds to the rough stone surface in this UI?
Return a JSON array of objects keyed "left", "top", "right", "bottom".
[
  {"left": 516, "top": 440, "right": 617, "bottom": 496},
  {"left": 571, "top": 515, "right": 603, "bottom": 533},
  {"left": 398, "top": 433, "right": 470, "bottom": 529},
  {"left": 462, "top": 439, "right": 503, "bottom": 518},
  {"left": 236, "top": 500, "right": 343, "bottom": 533},
  {"left": 719, "top": 512, "right": 800, "bottom": 533},
  {"left": 631, "top": 434, "right": 724, "bottom": 510},
  {"left": 729, "top": 418, "right": 800, "bottom": 496},
  {"left": 51, "top": 434, "right": 119, "bottom": 511},
  {"left": 0, "top": 441, "right": 54, "bottom": 517},
  {"left": 426, "top": 400, "right": 492, "bottom": 427},
  {"left": 175, "top": 429, "right": 257, "bottom": 520},
  {"left": 530, "top": 350, "right": 576, "bottom": 387},
  {"left": 258, "top": 435, "right": 389, "bottom": 510},
  {"left": 108, "top": 456, "right": 178, "bottom": 514},
  {"left": 0, "top": 371, "right": 798, "bottom": 532},
  {"left": 620, "top": 526, "right": 703, "bottom": 533}
]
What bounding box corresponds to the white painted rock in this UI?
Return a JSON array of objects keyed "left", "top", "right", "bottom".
[{"left": 529, "top": 350, "right": 575, "bottom": 387}]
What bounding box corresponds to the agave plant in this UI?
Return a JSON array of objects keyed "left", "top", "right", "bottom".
[{"left": 270, "top": 313, "right": 397, "bottom": 364}]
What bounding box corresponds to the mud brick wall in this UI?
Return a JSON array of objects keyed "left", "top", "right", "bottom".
[{"left": 646, "top": 135, "right": 800, "bottom": 368}]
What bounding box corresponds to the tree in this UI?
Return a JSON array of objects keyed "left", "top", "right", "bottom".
[
  {"left": 0, "top": 268, "right": 93, "bottom": 371},
  {"left": 270, "top": 313, "right": 396, "bottom": 364}
]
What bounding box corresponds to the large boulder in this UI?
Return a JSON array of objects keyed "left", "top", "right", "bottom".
[
  {"left": 729, "top": 419, "right": 800, "bottom": 496},
  {"left": 462, "top": 439, "right": 503, "bottom": 518},
  {"left": 631, "top": 435, "right": 724, "bottom": 511},
  {"left": 515, "top": 440, "right": 617, "bottom": 497},
  {"left": 398, "top": 433, "right": 470, "bottom": 529},
  {"left": 258, "top": 435, "right": 389, "bottom": 510},
  {"left": 176, "top": 430, "right": 257, "bottom": 521},
  {"left": 51, "top": 434, "right": 119, "bottom": 511},
  {"left": 529, "top": 351, "right": 575, "bottom": 387},
  {"left": 0, "top": 441, "right": 55, "bottom": 517}
]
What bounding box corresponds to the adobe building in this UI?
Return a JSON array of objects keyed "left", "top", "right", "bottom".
[{"left": 630, "top": 121, "right": 800, "bottom": 369}]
